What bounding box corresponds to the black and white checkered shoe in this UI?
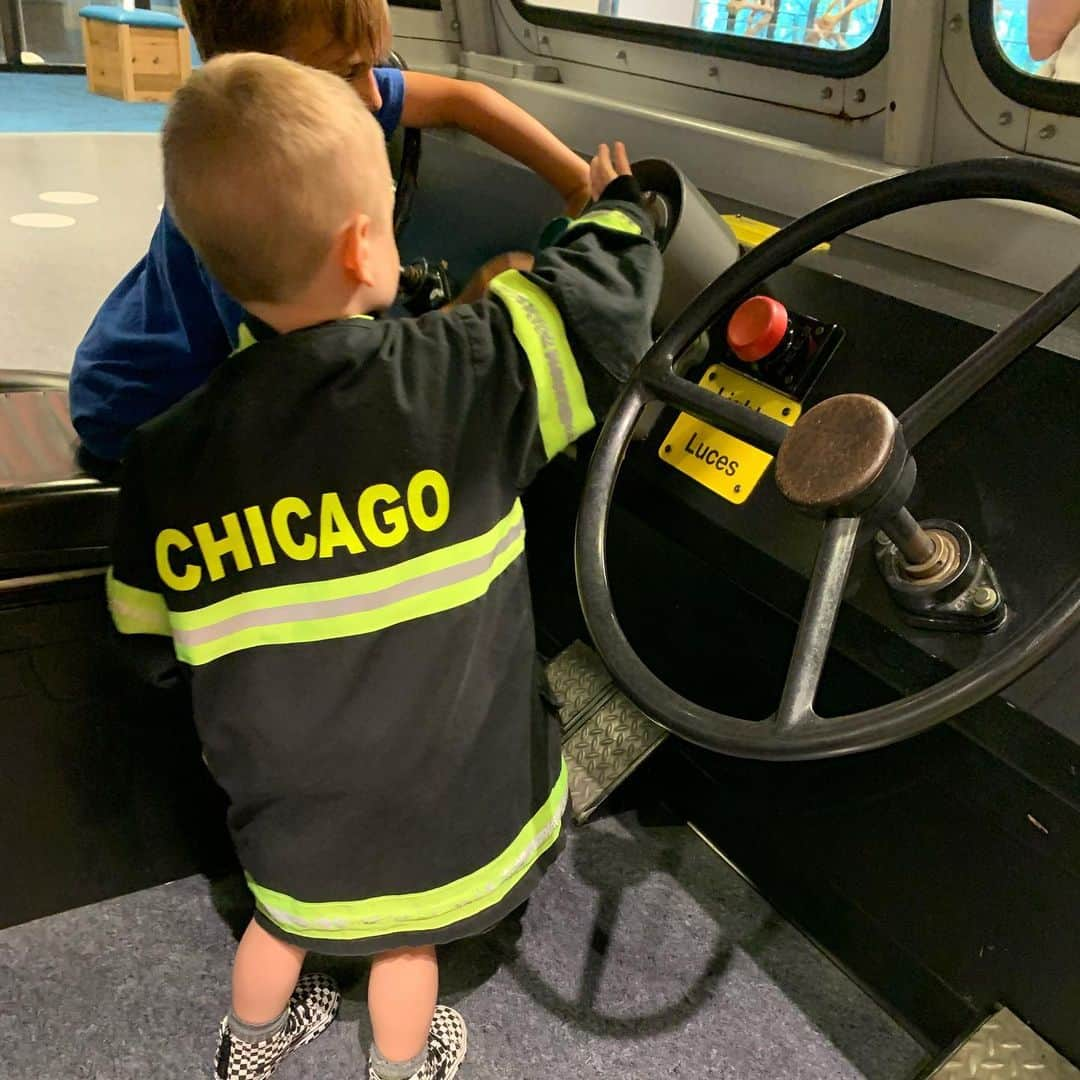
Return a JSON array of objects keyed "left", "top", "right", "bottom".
[
  {"left": 369, "top": 1005, "right": 468, "bottom": 1080},
  {"left": 214, "top": 972, "right": 340, "bottom": 1079}
]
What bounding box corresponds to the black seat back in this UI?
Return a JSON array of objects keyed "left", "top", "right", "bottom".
[{"left": 0, "top": 373, "right": 117, "bottom": 576}]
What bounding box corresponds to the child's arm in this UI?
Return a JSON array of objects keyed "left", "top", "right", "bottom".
[
  {"left": 392, "top": 142, "right": 662, "bottom": 492},
  {"left": 105, "top": 441, "right": 183, "bottom": 687},
  {"left": 400, "top": 71, "right": 591, "bottom": 215},
  {"left": 70, "top": 210, "right": 240, "bottom": 462},
  {"left": 1028, "top": 0, "right": 1080, "bottom": 59}
]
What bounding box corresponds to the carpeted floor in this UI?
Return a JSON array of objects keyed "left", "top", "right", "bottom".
[
  {"left": 0, "top": 809, "right": 927, "bottom": 1080},
  {"left": 0, "top": 73, "right": 168, "bottom": 132}
]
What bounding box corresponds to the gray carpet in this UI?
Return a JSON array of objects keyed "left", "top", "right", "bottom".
[{"left": 0, "top": 809, "right": 926, "bottom": 1079}]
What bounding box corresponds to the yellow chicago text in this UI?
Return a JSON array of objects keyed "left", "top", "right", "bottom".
[{"left": 155, "top": 469, "right": 451, "bottom": 592}]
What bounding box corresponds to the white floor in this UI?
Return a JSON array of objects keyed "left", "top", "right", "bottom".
[{"left": 1, "top": 133, "right": 163, "bottom": 374}]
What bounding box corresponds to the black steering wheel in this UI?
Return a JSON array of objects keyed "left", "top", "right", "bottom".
[
  {"left": 386, "top": 50, "right": 422, "bottom": 236},
  {"left": 576, "top": 159, "right": 1080, "bottom": 761}
]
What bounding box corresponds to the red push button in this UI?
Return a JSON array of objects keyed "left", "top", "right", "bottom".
[{"left": 727, "top": 295, "right": 789, "bottom": 363}]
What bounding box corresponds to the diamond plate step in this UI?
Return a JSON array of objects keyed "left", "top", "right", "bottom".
[
  {"left": 929, "top": 1009, "right": 1079, "bottom": 1078},
  {"left": 546, "top": 641, "right": 668, "bottom": 824},
  {"left": 545, "top": 639, "right": 613, "bottom": 736}
]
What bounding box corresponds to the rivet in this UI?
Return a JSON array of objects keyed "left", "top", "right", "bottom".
[
  {"left": 708, "top": 65, "right": 719, "bottom": 77},
  {"left": 854, "top": 88, "right": 866, "bottom": 103},
  {"left": 616, "top": 49, "right": 628, "bottom": 61},
  {"left": 821, "top": 86, "right": 834, "bottom": 100},
  {"left": 948, "top": 14, "right": 963, "bottom": 31},
  {"left": 998, "top": 110, "right": 1013, "bottom": 126},
  {"left": 1039, "top": 124, "right": 1057, "bottom": 140},
  {"left": 972, "top": 587, "right": 999, "bottom": 612}
]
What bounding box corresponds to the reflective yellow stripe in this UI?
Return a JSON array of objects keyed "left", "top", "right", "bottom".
[
  {"left": 249, "top": 761, "right": 567, "bottom": 940},
  {"left": 171, "top": 500, "right": 526, "bottom": 666},
  {"left": 235, "top": 322, "right": 257, "bottom": 353},
  {"left": 106, "top": 570, "right": 172, "bottom": 637},
  {"left": 568, "top": 208, "right": 643, "bottom": 237},
  {"left": 489, "top": 270, "right": 595, "bottom": 460}
]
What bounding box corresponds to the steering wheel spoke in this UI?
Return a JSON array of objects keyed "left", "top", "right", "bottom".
[
  {"left": 774, "top": 516, "right": 860, "bottom": 731},
  {"left": 644, "top": 366, "right": 789, "bottom": 454},
  {"left": 900, "top": 265, "right": 1080, "bottom": 447}
]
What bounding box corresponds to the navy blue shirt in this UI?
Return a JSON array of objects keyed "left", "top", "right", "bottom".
[{"left": 70, "top": 66, "right": 406, "bottom": 462}]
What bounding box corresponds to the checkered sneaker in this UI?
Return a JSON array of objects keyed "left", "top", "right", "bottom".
[
  {"left": 369, "top": 1005, "right": 468, "bottom": 1080},
  {"left": 215, "top": 972, "right": 340, "bottom": 1080}
]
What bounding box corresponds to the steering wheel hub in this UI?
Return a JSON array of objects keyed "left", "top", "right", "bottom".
[{"left": 775, "top": 394, "right": 899, "bottom": 514}]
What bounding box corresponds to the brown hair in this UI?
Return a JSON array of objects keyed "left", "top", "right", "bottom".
[
  {"left": 163, "top": 52, "right": 390, "bottom": 303},
  {"left": 180, "top": 0, "right": 390, "bottom": 62}
]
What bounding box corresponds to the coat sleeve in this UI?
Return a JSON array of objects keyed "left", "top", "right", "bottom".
[
  {"left": 105, "top": 438, "right": 184, "bottom": 688},
  {"left": 405, "top": 187, "right": 661, "bottom": 491}
]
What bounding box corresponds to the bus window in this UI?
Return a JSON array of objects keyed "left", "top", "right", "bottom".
[
  {"left": 969, "top": 0, "right": 1079, "bottom": 120},
  {"left": 994, "top": 0, "right": 1080, "bottom": 81},
  {"left": 520, "top": 0, "right": 886, "bottom": 51}
]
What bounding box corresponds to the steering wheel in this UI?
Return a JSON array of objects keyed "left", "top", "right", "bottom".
[
  {"left": 386, "top": 50, "right": 422, "bottom": 236},
  {"left": 576, "top": 159, "right": 1080, "bottom": 761}
]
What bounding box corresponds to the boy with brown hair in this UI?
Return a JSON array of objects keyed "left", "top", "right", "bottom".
[
  {"left": 70, "top": 0, "right": 592, "bottom": 465},
  {"left": 107, "top": 50, "right": 660, "bottom": 1080}
]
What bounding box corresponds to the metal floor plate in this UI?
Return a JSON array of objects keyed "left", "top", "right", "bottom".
[
  {"left": 546, "top": 639, "right": 613, "bottom": 736},
  {"left": 930, "top": 1009, "right": 1080, "bottom": 1078},
  {"left": 546, "top": 641, "right": 669, "bottom": 824}
]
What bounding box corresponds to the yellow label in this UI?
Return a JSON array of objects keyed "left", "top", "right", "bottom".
[
  {"left": 659, "top": 365, "right": 801, "bottom": 505},
  {"left": 721, "top": 214, "right": 831, "bottom": 254}
]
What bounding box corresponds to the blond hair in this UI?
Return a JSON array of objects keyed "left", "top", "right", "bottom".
[
  {"left": 163, "top": 52, "right": 390, "bottom": 304},
  {"left": 181, "top": 0, "right": 390, "bottom": 62}
]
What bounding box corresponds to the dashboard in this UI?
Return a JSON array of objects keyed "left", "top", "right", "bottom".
[{"left": 401, "top": 135, "right": 1080, "bottom": 748}]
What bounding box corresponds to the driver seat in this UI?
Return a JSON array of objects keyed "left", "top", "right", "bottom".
[{"left": 0, "top": 372, "right": 117, "bottom": 576}]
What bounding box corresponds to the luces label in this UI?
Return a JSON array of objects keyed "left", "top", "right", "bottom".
[{"left": 659, "top": 364, "right": 801, "bottom": 505}]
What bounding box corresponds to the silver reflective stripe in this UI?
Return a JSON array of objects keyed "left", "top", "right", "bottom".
[
  {"left": 489, "top": 271, "right": 595, "bottom": 460},
  {"left": 173, "top": 516, "right": 525, "bottom": 651}
]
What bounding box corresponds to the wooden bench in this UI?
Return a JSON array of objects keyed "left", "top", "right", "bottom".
[{"left": 79, "top": 5, "right": 191, "bottom": 103}]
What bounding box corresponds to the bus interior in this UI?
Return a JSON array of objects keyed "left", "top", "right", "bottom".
[{"left": 1, "top": 1, "right": 1079, "bottom": 1076}]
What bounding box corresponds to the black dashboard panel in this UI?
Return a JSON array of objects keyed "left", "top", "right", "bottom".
[{"left": 629, "top": 263, "right": 1080, "bottom": 741}]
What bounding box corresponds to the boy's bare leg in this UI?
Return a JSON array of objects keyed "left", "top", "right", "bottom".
[
  {"left": 216, "top": 919, "right": 339, "bottom": 1078},
  {"left": 232, "top": 918, "right": 307, "bottom": 1026},
  {"left": 369, "top": 945, "right": 439, "bottom": 1069}
]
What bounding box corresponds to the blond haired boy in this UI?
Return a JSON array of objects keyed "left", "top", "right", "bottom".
[
  {"left": 107, "top": 52, "right": 661, "bottom": 1080},
  {"left": 70, "top": 0, "right": 592, "bottom": 466}
]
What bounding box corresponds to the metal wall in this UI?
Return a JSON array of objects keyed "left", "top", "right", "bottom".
[{"left": 392, "top": 0, "right": 1080, "bottom": 294}]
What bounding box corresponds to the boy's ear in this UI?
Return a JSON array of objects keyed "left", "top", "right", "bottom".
[{"left": 341, "top": 213, "right": 374, "bottom": 287}]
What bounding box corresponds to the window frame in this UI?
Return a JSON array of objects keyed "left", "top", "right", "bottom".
[
  {"left": 968, "top": 0, "right": 1080, "bottom": 117},
  {"left": 0, "top": 0, "right": 83, "bottom": 72},
  {"left": 506, "top": 0, "right": 891, "bottom": 78}
]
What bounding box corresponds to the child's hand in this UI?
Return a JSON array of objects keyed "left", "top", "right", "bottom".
[{"left": 589, "top": 142, "right": 632, "bottom": 203}]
